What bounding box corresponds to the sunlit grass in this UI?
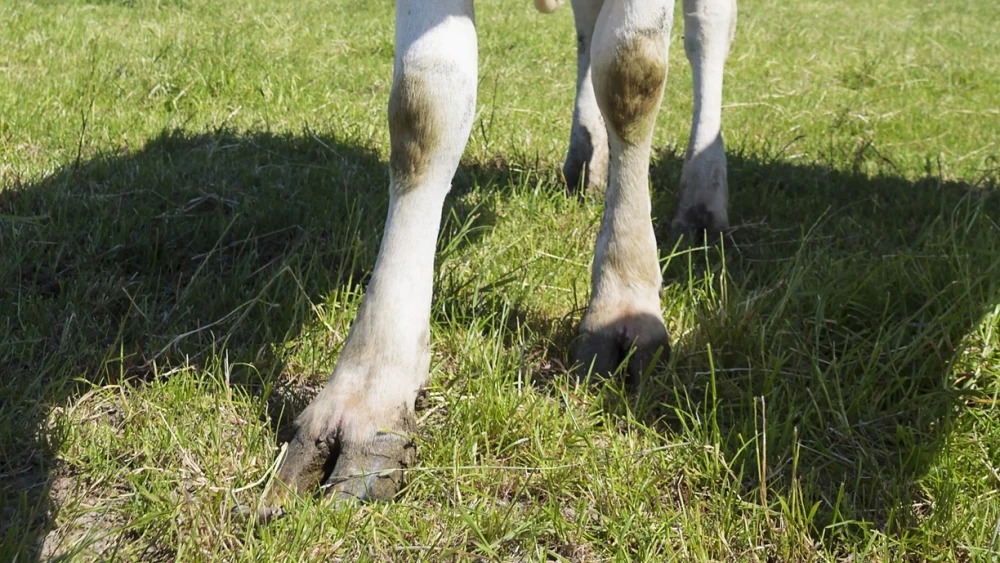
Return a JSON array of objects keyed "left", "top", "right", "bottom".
[{"left": 2, "top": 0, "right": 998, "bottom": 560}]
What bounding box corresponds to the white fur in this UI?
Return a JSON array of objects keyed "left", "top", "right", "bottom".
[
  {"left": 675, "top": 0, "right": 736, "bottom": 233},
  {"left": 296, "top": 0, "right": 478, "bottom": 445},
  {"left": 581, "top": 0, "right": 672, "bottom": 339}
]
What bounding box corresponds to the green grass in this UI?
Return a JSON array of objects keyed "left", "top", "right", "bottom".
[{"left": 2, "top": 0, "right": 999, "bottom": 560}]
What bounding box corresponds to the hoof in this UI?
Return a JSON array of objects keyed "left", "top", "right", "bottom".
[
  {"left": 323, "top": 429, "right": 415, "bottom": 502},
  {"left": 576, "top": 311, "right": 670, "bottom": 388},
  {"left": 259, "top": 411, "right": 416, "bottom": 516},
  {"left": 671, "top": 202, "right": 729, "bottom": 245}
]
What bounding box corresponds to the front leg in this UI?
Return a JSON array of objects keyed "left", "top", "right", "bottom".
[
  {"left": 576, "top": 0, "right": 673, "bottom": 386},
  {"left": 266, "top": 0, "right": 478, "bottom": 509}
]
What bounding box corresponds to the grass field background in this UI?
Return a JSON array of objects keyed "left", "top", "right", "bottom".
[{"left": 2, "top": 0, "right": 999, "bottom": 560}]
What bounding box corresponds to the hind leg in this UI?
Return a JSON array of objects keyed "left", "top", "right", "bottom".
[
  {"left": 672, "top": 0, "right": 736, "bottom": 238},
  {"left": 576, "top": 0, "right": 673, "bottom": 386},
  {"left": 265, "top": 0, "right": 478, "bottom": 509},
  {"left": 563, "top": 0, "right": 608, "bottom": 194}
]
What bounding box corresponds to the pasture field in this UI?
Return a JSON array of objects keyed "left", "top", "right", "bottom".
[{"left": 2, "top": 0, "right": 999, "bottom": 560}]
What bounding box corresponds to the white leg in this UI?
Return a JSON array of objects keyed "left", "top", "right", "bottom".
[
  {"left": 563, "top": 0, "right": 608, "bottom": 194},
  {"left": 672, "top": 0, "right": 736, "bottom": 237},
  {"left": 268, "top": 0, "right": 478, "bottom": 505},
  {"left": 576, "top": 0, "right": 673, "bottom": 386}
]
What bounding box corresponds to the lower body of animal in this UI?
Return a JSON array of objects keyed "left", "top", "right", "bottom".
[{"left": 262, "top": 0, "right": 736, "bottom": 514}]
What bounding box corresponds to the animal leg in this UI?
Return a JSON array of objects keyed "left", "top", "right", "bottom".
[
  {"left": 576, "top": 0, "right": 673, "bottom": 387},
  {"left": 563, "top": 0, "right": 609, "bottom": 194},
  {"left": 672, "top": 0, "right": 736, "bottom": 238},
  {"left": 265, "top": 0, "right": 478, "bottom": 510}
]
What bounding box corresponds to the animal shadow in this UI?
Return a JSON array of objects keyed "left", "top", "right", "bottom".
[
  {"left": 0, "top": 128, "right": 500, "bottom": 560},
  {"left": 611, "top": 146, "right": 1000, "bottom": 542}
]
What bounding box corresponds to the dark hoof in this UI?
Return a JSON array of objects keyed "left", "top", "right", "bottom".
[
  {"left": 671, "top": 203, "right": 729, "bottom": 246},
  {"left": 323, "top": 430, "right": 415, "bottom": 502},
  {"left": 575, "top": 312, "right": 670, "bottom": 388},
  {"left": 259, "top": 413, "right": 416, "bottom": 516}
]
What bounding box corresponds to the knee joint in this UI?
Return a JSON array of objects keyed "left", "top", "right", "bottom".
[
  {"left": 595, "top": 34, "right": 668, "bottom": 144},
  {"left": 388, "top": 73, "right": 443, "bottom": 192}
]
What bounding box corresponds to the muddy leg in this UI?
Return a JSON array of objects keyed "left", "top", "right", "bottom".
[
  {"left": 264, "top": 0, "right": 478, "bottom": 511},
  {"left": 576, "top": 0, "right": 673, "bottom": 386}
]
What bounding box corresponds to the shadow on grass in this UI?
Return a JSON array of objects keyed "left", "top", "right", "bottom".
[
  {"left": 2, "top": 127, "right": 997, "bottom": 558},
  {"left": 0, "top": 128, "right": 503, "bottom": 560},
  {"left": 619, "top": 147, "right": 998, "bottom": 547}
]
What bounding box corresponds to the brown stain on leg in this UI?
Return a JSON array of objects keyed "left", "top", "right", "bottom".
[
  {"left": 388, "top": 74, "right": 443, "bottom": 192},
  {"left": 599, "top": 34, "right": 668, "bottom": 144}
]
